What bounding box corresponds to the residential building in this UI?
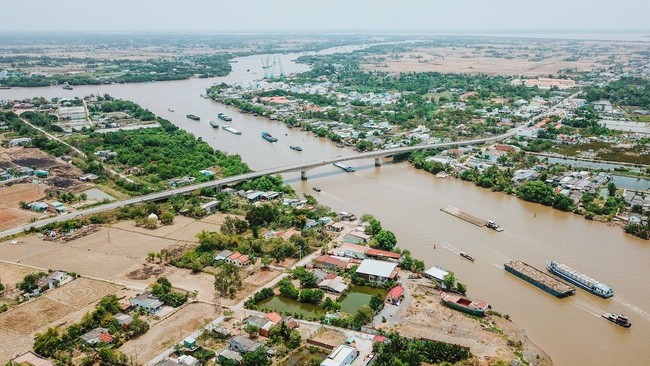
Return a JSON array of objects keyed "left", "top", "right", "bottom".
[
  {"left": 113, "top": 313, "right": 133, "bottom": 326},
  {"left": 214, "top": 249, "right": 234, "bottom": 262},
  {"left": 58, "top": 106, "right": 86, "bottom": 120},
  {"left": 386, "top": 285, "right": 404, "bottom": 305},
  {"left": 80, "top": 327, "right": 113, "bottom": 346},
  {"left": 343, "top": 231, "right": 371, "bottom": 244},
  {"left": 130, "top": 293, "right": 163, "bottom": 314},
  {"left": 227, "top": 252, "right": 251, "bottom": 267},
  {"left": 218, "top": 348, "right": 243, "bottom": 364},
  {"left": 318, "top": 275, "right": 348, "bottom": 294},
  {"left": 36, "top": 271, "right": 68, "bottom": 291},
  {"left": 178, "top": 355, "right": 200, "bottom": 366},
  {"left": 9, "top": 137, "right": 32, "bottom": 146},
  {"left": 366, "top": 248, "right": 401, "bottom": 261},
  {"left": 200, "top": 200, "right": 220, "bottom": 213},
  {"left": 79, "top": 173, "right": 99, "bottom": 182},
  {"left": 314, "top": 255, "right": 350, "bottom": 271},
  {"left": 320, "top": 344, "right": 358, "bottom": 366},
  {"left": 198, "top": 169, "right": 215, "bottom": 177},
  {"left": 169, "top": 176, "right": 196, "bottom": 187},
  {"left": 11, "top": 352, "right": 54, "bottom": 366},
  {"left": 229, "top": 335, "right": 265, "bottom": 354},
  {"left": 334, "top": 243, "right": 368, "bottom": 259},
  {"left": 355, "top": 259, "right": 398, "bottom": 282},
  {"left": 424, "top": 266, "right": 449, "bottom": 283},
  {"left": 29, "top": 202, "right": 50, "bottom": 212}
]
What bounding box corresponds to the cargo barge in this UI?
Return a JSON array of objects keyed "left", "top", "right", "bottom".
[
  {"left": 547, "top": 261, "right": 613, "bottom": 298},
  {"left": 222, "top": 125, "right": 242, "bottom": 135},
  {"left": 217, "top": 113, "right": 232, "bottom": 121},
  {"left": 186, "top": 114, "right": 200, "bottom": 121},
  {"left": 504, "top": 260, "right": 575, "bottom": 297},
  {"left": 441, "top": 291, "right": 489, "bottom": 316}
]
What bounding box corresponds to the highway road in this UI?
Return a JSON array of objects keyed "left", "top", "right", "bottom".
[{"left": 0, "top": 129, "right": 516, "bottom": 239}]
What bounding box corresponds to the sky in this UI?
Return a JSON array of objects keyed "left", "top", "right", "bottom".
[{"left": 1, "top": 0, "right": 649, "bottom": 33}]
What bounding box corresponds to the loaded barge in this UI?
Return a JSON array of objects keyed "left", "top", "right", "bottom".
[
  {"left": 440, "top": 206, "right": 503, "bottom": 231},
  {"left": 333, "top": 162, "right": 355, "bottom": 172},
  {"left": 505, "top": 260, "right": 575, "bottom": 297},
  {"left": 547, "top": 261, "right": 613, "bottom": 298},
  {"left": 222, "top": 125, "right": 242, "bottom": 135}
]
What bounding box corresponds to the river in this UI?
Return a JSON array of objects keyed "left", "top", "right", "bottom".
[{"left": 2, "top": 45, "right": 649, "bottom": 366}]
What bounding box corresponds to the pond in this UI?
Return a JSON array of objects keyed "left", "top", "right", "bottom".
[
  {"left": 256, "top": 285, "right": 388, "bottom": 319},
  {"left": 339, "top": 285, "right": 387, "bottom": 314},
  {"left": 257, "top": 296, "right": 324, "bottom": 319}
]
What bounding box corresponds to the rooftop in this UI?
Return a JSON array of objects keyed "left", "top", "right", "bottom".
[{"left": 355, "top": 259, "right": 398, "bottom": 278}]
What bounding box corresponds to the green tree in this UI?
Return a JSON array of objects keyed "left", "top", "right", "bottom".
[
  {"left": 241, "top": 346, "right": 271, "bottom": 366},
  {"left": 33, "top": 327, "right": 63, "bottom": 358},
  {"left": 374, "top": 230, "right": 397, "bottom": 251},
  {"left": 552, "top": 194, "right": 574, "bottom": 211},
  {"left": 443, "top": 272, "right": 456, "bottom": 290},
  {"left": 608, "top": 182, "right": 617, "bottom": 196},
  {"left": 369, "top": 293, "right": 385, "bottom": 311},
  {"left": 160, "top": 212, "right": 174, "bottom": 225},
  {"left": 517, "top": 181, "right": 554, "bottom": 206},
  {"left": 214, "top": 264, "right": 242, "bottom": 298}
]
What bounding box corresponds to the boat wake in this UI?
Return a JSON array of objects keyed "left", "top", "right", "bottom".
[
  {"left": 573, "top": 295, "right": 605, "bottom": 318},
  {"left": 613, "top": 297, "right": 650, "bottom": 322}
]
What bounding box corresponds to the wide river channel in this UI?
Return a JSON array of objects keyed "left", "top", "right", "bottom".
[{"left": 2, "top": 45, "right": 649, "bottom": 366}]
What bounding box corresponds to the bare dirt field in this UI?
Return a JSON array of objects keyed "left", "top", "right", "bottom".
[
  {"left": 0, "top": 276, "right": 121, "bottom": 363},
  {"left": 0, "top": 183, "right": 47, "bottom": 230},
  {"left": 119, "top": 302, "right": 218, "bottom": 364},
  {"left": 362, "top": 49, "right": 607, "bottom": 76},
  {"left": 377, "top": 281, "right": 551, "bottom": 366},
  {"left": 0, "top": 147, "right": 89, "bottom": 192},
  {"left": 0, "top": 227, "right": 177, "bottom": 279},
  {"left": 0, "top": 261, "right": 37, "bottom": 304}
]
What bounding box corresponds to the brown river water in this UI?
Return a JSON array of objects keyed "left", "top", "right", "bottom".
[{"left": 1, "top": 45, "right": 648, "bottom": 366}]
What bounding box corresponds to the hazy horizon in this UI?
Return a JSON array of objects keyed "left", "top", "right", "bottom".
[{"left": 2, "top": 0, "right": 649, "bottom": 33}]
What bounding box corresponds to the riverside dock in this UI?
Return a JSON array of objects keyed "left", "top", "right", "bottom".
[
  {"left": 440, "top": 205, "right": 486, "bottom": 227},
  {"left": 505, "top": 260, "right": 576, "bottom": 297}
]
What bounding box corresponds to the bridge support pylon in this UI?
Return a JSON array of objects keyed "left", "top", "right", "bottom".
[
  {"left": 300, "top": 170, "right": 307, "bottom": 180},
  {"left": 375, "top": 157, "right": 381, "bottom": 167}
]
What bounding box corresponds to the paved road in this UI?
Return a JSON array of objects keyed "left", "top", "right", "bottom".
[{"left": 0, "top": 130, "right": 516, "bottom": 240}]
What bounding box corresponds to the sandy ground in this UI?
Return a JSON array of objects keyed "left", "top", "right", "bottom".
[
  {"left": 376, "top": 280, "right": 551, "bottom": 366},
  {"left": 0, "top": 276, "right": 121, "bottom": 363},
  {"left": 119, "top": 302, "right": 218, "bottom": 364},
  {"left": 0, "top": 183, "right": 48, "bottom": 230}
]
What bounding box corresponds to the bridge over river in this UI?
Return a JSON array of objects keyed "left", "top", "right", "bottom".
[{"left": 0, "top": 130, "right": 515, "bottom": 239}]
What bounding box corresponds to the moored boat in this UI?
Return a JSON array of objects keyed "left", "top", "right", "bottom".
[
  {"left": 62, "top": 82, "right": 73, "bottom": 90},
  {"left": 209, "top": 120, "right": 219, "bottom": 128},
  {"left": 460, "top": 251, "right": 475, "bottom": 262},
  {"left": 222, "top": 125, "right": 242, "bottom": 135},
  {"left": 602, "top": 313, "right": 631, "bottom": 328},
  {"left": 261, "top": 131, "right": 278, "bottom": 142},
  {"left": 168, "top": 108, "right": 174, "bottom": 112},
  {"left": 290, "top": 145, "right": 302, "bottom": 151},
  {"left": 547, "top": 261, "right": 613, "bottom": 298},
  {"left": 217, "top": 113, "right": 232, "bottom": 121},
  {"left": 440, "top": 291, "right": 489, "bottom": 316},
  {"left": 186, "top": 114, "right": 200, "bottom": 121},
  {"left": 312, "top": 187, "right": 321, "bottom": 192},
  {"left": 505, "top": 260, "right": 575, "bottom": 298}
]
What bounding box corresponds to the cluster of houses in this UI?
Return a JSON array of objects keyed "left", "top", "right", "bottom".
[
  {"left": 214, "top": 249, "right": 252, "bottom": 267},
  {"left": 24, "top": 271, "right": 70, "bottom": 296},
  {"left": 27, "top": 200, "right": 68, "bottom": 214},
  {"left": 0, "top": 165, "right": 49, "bottom": 182}
]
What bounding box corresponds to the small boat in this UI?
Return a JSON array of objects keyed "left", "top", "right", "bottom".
[
  {"left": 440, "top": 291, "right": 489, "bottom": 316},
  {"left": 209, "top": 120, "right": 219, "bottom": 128},
  {"left": 168, "top": 108, "right": 174, "bottom": 112},
  {"left": 186, "top": 114, "right": 200, "bottom": 121},
  {"left": 460, "top": 252, "right": 475, "bottom": 262},
  {"left": 290, "top": 145, "right": 302, "bottom": 151},
  {"left": 222, "top": 125, "right": 242, "bottom": 135},
  {"left": 336, "top": 142, "right": 345, "bottom": 148},
  {"left": 486, "top": 220, "right": 503, "bottom": 232},
  {"left": 312, "top": 187, "right": 321, "bottom": 192},
  {"left": 262, "top": 131, "right": 278, "bottom": 142},
  {"left": 62, "top": 82, "right": 73, "bottom": 90},
  {"left": 218, "top": 113, "right": 232, "bottom": 121},
  {"left": 602, "top": 313, "right": 631, "bottom": 328}
]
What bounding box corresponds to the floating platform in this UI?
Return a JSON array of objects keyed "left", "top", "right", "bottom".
[
  {"left": 440, "top": 205, "right": 486, "bottom": 227},
  {"left": 505, "top": 260, "right": 575, "bottom": 298}
]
